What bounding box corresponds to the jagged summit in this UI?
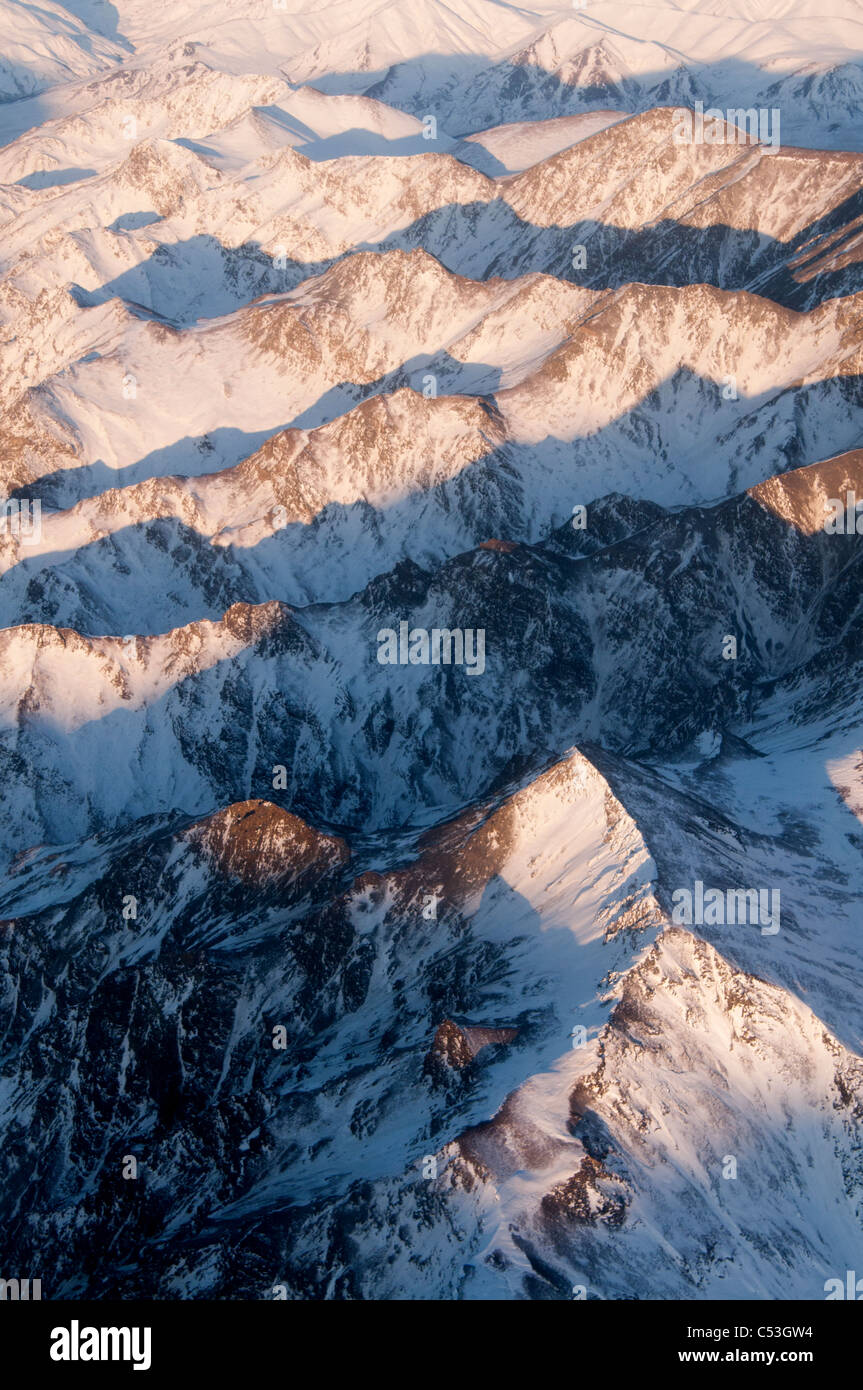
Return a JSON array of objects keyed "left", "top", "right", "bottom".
[
  {"left": 2, "top": 0, "right": 863, "bottom": 1309},
  {"left": 749, "top": 446, "right": 863, "bottom": 533},
  {"left": 185, "top": 799, "right": 349, "bottom": 885}
]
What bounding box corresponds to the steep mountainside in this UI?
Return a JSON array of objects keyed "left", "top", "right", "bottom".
[{"left": 1, "top": 0, "right": 862, "bottom": 1305}]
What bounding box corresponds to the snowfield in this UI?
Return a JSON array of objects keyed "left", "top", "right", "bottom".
[{"left": 1, "top": 0, "right": 862, "bottom": 1303}]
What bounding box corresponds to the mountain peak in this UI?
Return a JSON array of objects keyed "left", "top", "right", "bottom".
[{"left": 184, "top": 799, "right": 349, "bottom": 886}]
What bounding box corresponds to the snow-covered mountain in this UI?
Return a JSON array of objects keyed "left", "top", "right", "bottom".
[{"left": 1, "top": 0, "right": 862, "bottom": 1305}]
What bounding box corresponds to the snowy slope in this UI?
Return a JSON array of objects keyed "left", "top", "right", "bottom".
[{"left": 0, "top": 0, "right": 862, "bottom": 1307}]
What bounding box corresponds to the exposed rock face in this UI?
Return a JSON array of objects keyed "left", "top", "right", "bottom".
[
  {"left": 428, "top": 1018, "right": 519, "bottom": 1070},
  {"left": 1, "top": 0, "right": 863, "bottom": 1307},
  {"left": 749, "top": 447, "right": 863, "bottom": 534},
  {"left": 185, "top": 800, "right": 349, "bottom": 887},
  {"left": 478, "top": 539, "right": 518, "bottom": 553}
]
